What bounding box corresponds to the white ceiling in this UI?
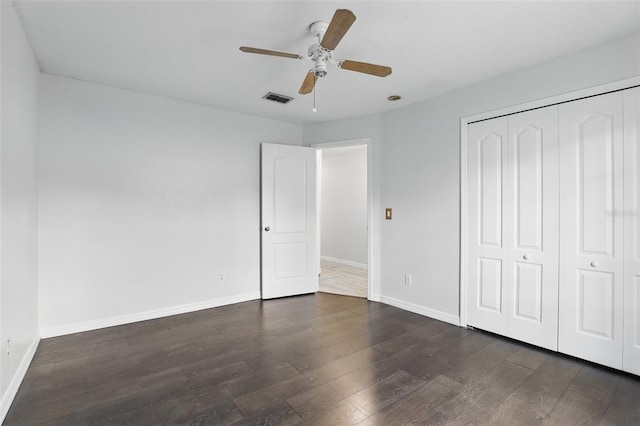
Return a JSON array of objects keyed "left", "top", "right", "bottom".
[{"left": 13, "top": 1, "right": 640, "bottom": 125}]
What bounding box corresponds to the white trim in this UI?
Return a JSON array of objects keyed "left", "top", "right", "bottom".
[
  {"left": 311, "top": 138, "right": 370, "bottom": 150},
  {"left": 321, "top": 255, "right": 367, "bottom": 270},
  {"left": 39, "top": 292, "right": 261, "bottom": 338},
  {"left": 0, "top": 3, "right": 4, "bottom": 419},
  {"left": 1, "top": 338, "right": 39, "bottom": 423},
  {"left": 380, "top": 295, "right": 460, "bottom": 326},
  {"left": 460, "top": 118, "right": 469, "bottom": 327},
  {"left": 311, "top": 138, "right": 375, "bottom": 301},
  {"left": 465, "top": 76, "right": 640, "bottom": 124},
  {"left": 459, "top": 76, "right": 640, "bottom": 329}
]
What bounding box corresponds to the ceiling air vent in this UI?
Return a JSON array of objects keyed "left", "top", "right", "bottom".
[{"left": 263, "top": 92, "right": 294, "bottom": 104}]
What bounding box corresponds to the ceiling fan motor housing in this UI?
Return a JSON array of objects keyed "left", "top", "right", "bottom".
[{"left": 307, "top": 43, "right": 332, "bottom": 77}]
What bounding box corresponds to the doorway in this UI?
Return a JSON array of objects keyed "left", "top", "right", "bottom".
[{"left": 315, "top": 141, "right": 369, "bottom": 298}]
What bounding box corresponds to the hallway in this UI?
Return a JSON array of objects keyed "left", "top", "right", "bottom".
[{"left": 319, "top": 259, "right": 367, "bottom": 298}]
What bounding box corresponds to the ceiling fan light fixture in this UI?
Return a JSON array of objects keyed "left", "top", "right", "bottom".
[
  {"left": 387, "top": 95, "right": 402, "bottom": 101},
  {"left": 314, "top": 60, "right": 328, "bottom": 77}
]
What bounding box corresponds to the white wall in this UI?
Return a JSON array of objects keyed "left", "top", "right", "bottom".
[
  {"left": 320, "top": 146, "right": 367, "bottom": 266},
  {"left": 38, "top": 75, "right": 302, "bottom": 336},
  {"left": 0, "top": 0, "right": 41, "bottom": 420},
  {"left": 305, "top": 32, "right": 640, "bottom": 324}
]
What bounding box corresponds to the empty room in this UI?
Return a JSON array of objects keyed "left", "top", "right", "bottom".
[{"left": 1, "top": 1, "right": 640, "bottom": 424}]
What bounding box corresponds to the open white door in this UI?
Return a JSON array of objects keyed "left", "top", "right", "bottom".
[{"left": 261, "top": 143, "right": 318, "bottom": 299}]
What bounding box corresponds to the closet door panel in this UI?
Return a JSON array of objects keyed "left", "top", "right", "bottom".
[
  {"left": 479, "top": 133, "right": 504, "bottom": 247},
  {"left": 506, "top": 107, "right": 559, "bottom": 351},
  {"left": 478, "top": 258, "right": 503, "bottom": 312},
  {"left": 559, "top": 91, "right": 624, "bottom": 369},
  {"left": 580, "top": 115, "right": 615, "bottom": 256},
  {"left": 624, "top": 87, "right": 640, "bottom": 375},
  {"left": 513, "top": 262, "right": 542, "bottom": 322},
  {"left": 578, "top": 270, "right": 614, "bottom": 338},
  {"left": 467, "top": 118, "right": 509, "bottom": 335},
  {"left": 514, "top": 125, "right": 543, "bottom": 250}
]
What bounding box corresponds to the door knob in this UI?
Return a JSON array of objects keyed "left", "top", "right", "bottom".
[
  {"left": 590, "top": 261, "right": 598, "bottom": 268},
  {"left": 523, "top": 254, "right": 530, "bottom": 260},
  {"left": 264, "top": 226, "right": 270, "bottom": 232}
]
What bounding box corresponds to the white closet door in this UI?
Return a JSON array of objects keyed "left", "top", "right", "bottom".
[
  {"left": 559, "top": 92, "right": 625, "bottom": 369},
  {"left": 623, "top": 87, "right": 640, "bottom": 375},
  {"left": 506, "top": 107, "right": 559, "bottom": 351},
  {"left": 467, "top": 117, "right": 509, "bottom": 335}
]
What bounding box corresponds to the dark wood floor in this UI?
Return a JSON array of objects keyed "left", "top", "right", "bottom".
[{"left": 5, "top": 293, "right": 640, "bottom": 425}]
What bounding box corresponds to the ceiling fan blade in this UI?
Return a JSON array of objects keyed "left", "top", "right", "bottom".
[
  {"left": 339, "top": 60, "right": 392, "bottom": 77},
  {"left": 239, "top": 46, "right": 301, "bottom": 59},
  {"left": 299, "top": 71, "right": 317, "bottom": 95},
  {"left": 320, "top": 9, "right": 356, "bottom": 51}
]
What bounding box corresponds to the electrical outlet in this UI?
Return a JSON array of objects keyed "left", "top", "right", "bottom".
[
  {"left": 219, "top": 273, "right": 225, "bottom": 281},
  {"left": 404, "top": 274, "right": 412, "bottom": 286},
  {"left": 6, "top": 338, "right": 11, "bottom": 357}
]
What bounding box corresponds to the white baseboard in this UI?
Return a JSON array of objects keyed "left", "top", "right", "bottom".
[
  {"left": 321, "top": 256, "right": 367, "bottom": 270},
  {"left": 1, "top": 337, "right": 39, "bottom": 423},
  {"left": 368, "top": 293, "right": 381, "bottom": 302},
  {"left": 379, "top": 295, "right": 460, "bottom": 326},
  {"left": 40, "top": 291, "right": 261, "bottom": 338}
]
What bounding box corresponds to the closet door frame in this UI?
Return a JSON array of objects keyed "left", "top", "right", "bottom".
[
  {"left": 623, "top": 87, "right": 640, "bottom": 375},
  {"left": 460, "top": 76, "right": 640, "bottom": 328}
]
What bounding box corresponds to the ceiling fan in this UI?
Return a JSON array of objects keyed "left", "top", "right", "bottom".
[{"left": 239, "top": 9, "right": 392, "bottom": 95}]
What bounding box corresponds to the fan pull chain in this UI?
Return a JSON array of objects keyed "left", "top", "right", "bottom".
[{"left": 312, "top": 79, "right": 317, "bottom": 113}]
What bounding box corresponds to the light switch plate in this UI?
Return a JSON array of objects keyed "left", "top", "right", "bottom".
[{"left": 385, "top": 208, "right": 392, "bottom": 220}]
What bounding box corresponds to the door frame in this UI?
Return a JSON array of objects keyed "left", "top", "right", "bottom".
[
  {"left": 460, "top": 76, "right": 640, "bottom": 327},
  {"left": 311, "top": 138, "right": 375, "bottom": 301}
]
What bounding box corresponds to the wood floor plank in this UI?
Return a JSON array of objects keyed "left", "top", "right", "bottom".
[
  {"left": 491, "top": 394, "right": 546, "bottom": 425},
  {"left": 600, "top": 375, "right": 640, "bottom": 425},
  {"left": 285, "top": 364, "right": 399, "bottom": 418},
  {"left": 213, "top": 362, "right": 301, "bottom": 399},
  {"left": 420, "top": 360, "right": 535, "bottom": 425},
  {"left": 231, "top": 401, "right": 303, "bottom": 426},
  {"left": 503, "top": 355, "right": 583, "bottom": 416},
  {"left": 544, "top": 389, "right": 608, "bottom": 425},
  {"left": 444, "top": 337, "right": 522, "bottom": 385},
  {"left": 566, "top": 364, "right": 620, "bottom": 404},
  {"left": 232, "top": 346, "right": 387, "bottom": 418},
  {"left": 346, "top": 369, "right": 426, "bottom": 416},
  {"left": 400, "top": 328, "right": 499, "bottom": 381},
  {"left": 372, "top": 319, "right": 450, "bottom": 355},
  {"left": 507, "top": 345, "right": 550, "bottom": 371},
  {"left": 365, "top": 375, "right": 464, "bottom": 424},
  {"left": 296, "top": 399, "right": 368, "bottom": 425}
]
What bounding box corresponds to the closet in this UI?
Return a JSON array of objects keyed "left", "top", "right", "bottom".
[{"left": 465, "top": 85, "right": 639, "bottom": 374}]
